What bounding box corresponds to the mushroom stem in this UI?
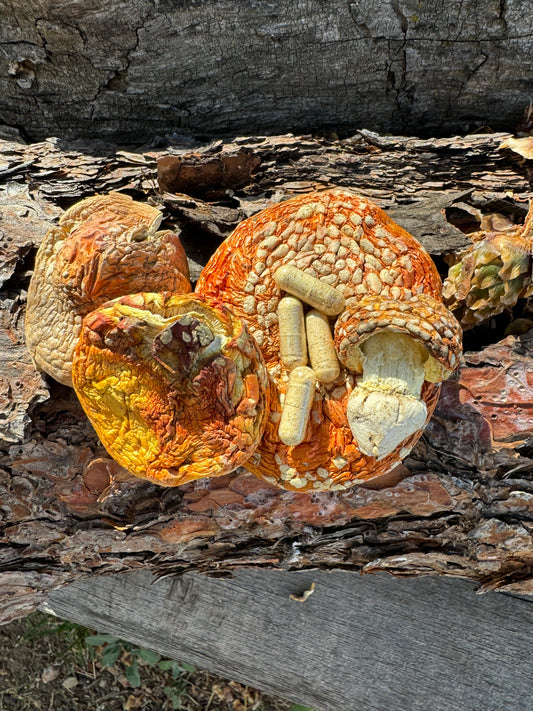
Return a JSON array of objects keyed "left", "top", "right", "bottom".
[{"left": 346, "top": 331, "right": 429, "bottom": 459}]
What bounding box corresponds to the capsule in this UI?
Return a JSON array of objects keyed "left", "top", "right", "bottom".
[
  {"left": 278, "top": 366, "right": 317, "bottom": 446},
  {"left": 277, "top": 296, "right": 307, "bottom": 370},
  {"left": 305, "top": 309, "right": 340, "bottom": 383},
  {"left": 274, "top": 265, "right": 345, "bottom": 316}
]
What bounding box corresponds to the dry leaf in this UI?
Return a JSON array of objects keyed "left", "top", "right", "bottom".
[
  {"left": 41, "top": 663, "right": 61, "bottom": 683},
  {"left": 499, "top": 136, "right": 533, "bottom": 159},
  {"left": 124, "top": 694, "right": 143, "bottom": 710},
  {"left": 290, "top": 582, "right": 316, "bottom": 602}
]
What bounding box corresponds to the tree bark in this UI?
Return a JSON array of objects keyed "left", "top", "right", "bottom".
[
  {"left": 1, "top": 130, "right": 533, "bottom": 625},
  {"left": 1, "top": 0, "right": 532, "bottom": 143}
]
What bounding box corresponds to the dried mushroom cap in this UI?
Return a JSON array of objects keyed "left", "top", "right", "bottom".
[
  {"left": 196, "top": 188, "right": 462, "bottom": 491},
  {"left": 443, "top": 202, "right": 533, "bottom": 328},
  {"left": 335, "top": 293, "right": 461, "bottom": 378},
  {"left": 25, "top": 192, "right": 191, "bottom": 386},
  {"left": 72, "top": 292, "right": 269, "bottom": 486},
  {"left": 335, "top": 293, "right": 462, "bottom": 458}
]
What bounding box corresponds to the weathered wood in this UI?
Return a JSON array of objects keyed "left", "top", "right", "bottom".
[
  {"left": 1, "top": 130, "right": 533, "bottom": 625},
  {"left": 1, "top": 1, "right": 532, "bottom": 142},
  {"left": 45, "top": 569, "right": 533, "bottom": 711}
]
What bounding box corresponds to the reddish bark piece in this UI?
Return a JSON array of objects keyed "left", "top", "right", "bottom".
[
  {"left": 458, "top": 334, "right": 533, "bottom": 444},
  {"left": 158, "top": 146, "right": 261, "bottom": 197}
]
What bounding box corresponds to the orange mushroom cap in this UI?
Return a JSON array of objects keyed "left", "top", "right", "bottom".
[
  {"left": 196, "top": 188, "right": 463, "bottom": 491},
  {"left": 25, "top": 192, "right": 191, "bottom": 386},
  {"left": 72, "top": 292, "right": 270, "bottom": 486}
]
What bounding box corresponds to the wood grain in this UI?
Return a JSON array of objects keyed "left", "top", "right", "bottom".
[
  {"left": 1, "top": 1, "right": 532, "bottom": 142},
  {"left": 45, "top": 569, "right": 533, "bottom": 711}
]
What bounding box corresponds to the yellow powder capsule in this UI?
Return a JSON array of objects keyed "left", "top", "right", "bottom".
[
  {"left": 274, "top": 265, "right": 345, "bottom": 315},
  {"left": 277, "top": 296, "right": 307, "bottom": 370},
  {"left": 278, "top": 366, "right": 317, "bottom": 446},
  {"left": 305, "top": 309, "right": 340, "bottom": 383}
]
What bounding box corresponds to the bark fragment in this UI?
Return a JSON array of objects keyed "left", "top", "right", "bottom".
[{"left": 0, "top": 131, "right": 532, "bottom": 624}]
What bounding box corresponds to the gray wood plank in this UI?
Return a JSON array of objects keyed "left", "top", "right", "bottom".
[{"left": 45, "top": 570, "right": 533, "bottom": 711}]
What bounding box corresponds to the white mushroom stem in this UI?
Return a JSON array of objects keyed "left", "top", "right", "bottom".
[{"left": 346, "top": 331, "right": 430, "bottom": 459}]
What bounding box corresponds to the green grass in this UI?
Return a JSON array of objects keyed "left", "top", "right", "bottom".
[
  {"left": 23, "top": 612, "right": 316, "bottom": 710},
  {"left": 25, "top": 613, "right": 196, "bottom": 709}
]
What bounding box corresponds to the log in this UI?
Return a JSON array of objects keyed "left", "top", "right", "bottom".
[
  {"left": 1, "top": 1, "right": 532, "bottom": 143},
  {"left": 1, "top": 130, "right": 533, "bottom": 625},
  {"left": 45, "top": 569, "right": 533, "bottom": 711}
]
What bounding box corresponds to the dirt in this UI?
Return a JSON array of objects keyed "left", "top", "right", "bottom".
[{"left": 0, "top": 613, "right": 296, "bottom": 711}]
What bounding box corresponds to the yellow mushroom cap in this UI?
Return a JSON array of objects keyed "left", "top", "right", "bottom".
[
  {"left": 25, "top": 192, "right": 191, "bottom": 386},
  {"left": 72, "top": 292, "right": 270, "bottom": 487}
]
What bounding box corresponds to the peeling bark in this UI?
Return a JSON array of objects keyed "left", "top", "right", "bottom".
[{"left": 0, "top": 130, "right": 532, "bottom": 624}]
